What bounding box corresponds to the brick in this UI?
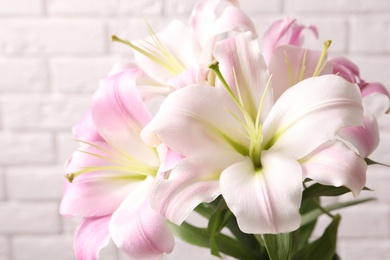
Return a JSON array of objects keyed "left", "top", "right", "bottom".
[
  {"left": 2, "top": 96, "right": 90, "bottom": 130},
  {"left": 0, "top": 170, "right": 4, "bottom": 201},
  {"left": 164, "top": 0, "right": 197, "bottom": 15},
  {"left": 5, "top": 166, "right": 64, "bottom": 201},
  {"left": 56, "top": 132, "right": 80, "bottom": 165},
  {"left": 0, "top": 19, "right": 105, "bottom": 55},
  {"left": 350, "top": 15, "right": 390, "bottom": 54},
  {"left": 337, "top": 203, "right": 390, "bottom": 238},
  {"left": 0, "top": 236, "right": 9, "bottom": 260},
  {"left": 12, "top": 235, "right": 75, "bottom": 260},
  {"left": 239, "top": 0, "right": 281, "bottom": 14},
  {"left": 362, "top": 164, "right": 390, "bottom": 203},
  {"left": 0, "top": 132, "right": 54, "bottom": 165},
  {"left": 0, "top": 202, "right": 60, "bottom": 234},
  {"left": 62, "top": 216, "right": 81, "bottom": 235},
  {"left": 0, "top": 58, "right": 48, "bottom": 93},
  {"left": 0, "top": 0, "right": 43, "bottom": 15},
  {"left": 339, "top": 239, "right": 390, "bottom": 260},
  {"left": 51, "top": 57, "right": 116, "bottom": 94},
  {"left": 47, "top": 0, "right": 162, "bottom": 15},
  {"left": 284, "top": 0, "right": 390, "bottom": 13}
]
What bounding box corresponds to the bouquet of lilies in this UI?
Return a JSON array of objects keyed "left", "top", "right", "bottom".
[{"left": 60, "top": 0, "right": 390, "bottom": 259}]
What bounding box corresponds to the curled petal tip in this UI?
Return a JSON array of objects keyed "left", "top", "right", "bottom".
[{"left": 141, "top": 128, "right": 161, "bottom": 147}]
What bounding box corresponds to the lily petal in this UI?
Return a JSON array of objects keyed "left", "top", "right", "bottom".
[
  {"left": 338, "top": 113, "right": 380, "bottom": 157},
  {"left": 300, "top": 140, "right": 367, "bottom": 197},
  {"left": 220, "top": 154, "right": 302, "bottom": 234},
  {"left": 151, "top": 159, "right": 221, "bottom": 225},
  {"left": 60, "top": 143, "right": 142, "bottom": 217},
  {"left": 361, "top": 82, "right": 390, "bottom": 99},
  {"left": 91, "top": 70, "right": 159, "bottom": 166},
  {"left": 74, "top": 216, "right": 111, "bottom": 260},
  {"left": 72, "top": 110, "right": 103, "bottom": 143},
  {"left": 262, "top": 75, "right": 363, "bottom": 159},
  {"left": 262, "top": 18, "right": 318, "bottom": 65},
  {"left": 110, "top": 177, "right": 174, "bottom": 259},
  {"left": 329, "top": 56, "right": 360, "bottom": 82},
  {"left": 268, "top": 45, "right": 333, "bottom": 100},
  {"left": 134, "top": 20, "right": 198, "bottom": 84},
  {"left": 142, "top": 85, "right": 248, "bottom": 164},
  {"left": 214, "top": 31, "right": 272, "bottom": 121}
]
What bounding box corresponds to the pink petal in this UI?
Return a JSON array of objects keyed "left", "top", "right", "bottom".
[
  {"left": 262, "top": 75, "right": 363, "bottom": 160},
  {"left": 110, "top": 177, "right": 174, "bottom": 259},
  {"left": 214, "top": 31, "right": 273, "bottom": 121},
  {"left": 220, "top": 154, "right": 302, "bottom": 234},
  {"left": 329, "top": 56, "right": 360, "bottom": 79},
  {"left": 151, "top": 159, "right": 221, "bottom": 224},
  {"left": 361, "top": 82, "right": 390, "bottom": 99},
  {"left": 167, "top": 64, "right": 208, "bottom": 90},
  {"left": 91, "top": 70, "right": 159, "bottom": 165},
  {"left": 268, "top": 45, "right": 333, "bottom": 101},
  {"left": 72, "top": 110, "right": 103, "bottom": 143},
  {"left": 262, "top": 18, "right": 317, "bottom": 65},
  {"left": 301, "top": 140, "right": 367, "bottom": 197},
  {"left": 60, "top": 143, "right": 141, "bottom": 217},
  {"left": 338, "top": 113, "right": 380, "bottom": 157},
  {"left": 74, "top": 216, "right": 111, "bottom": 260},
  {"left": 213, "top": 5, "right": 258, "bottom": 38}
]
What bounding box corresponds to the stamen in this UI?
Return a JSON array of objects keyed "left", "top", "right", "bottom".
[
  {"left": 112, "top": 22, "right": 186, "bottom": 75},
  {"left": 66, "top": 140, "right": 158, "bottom": 182},
  {"left": 313, "top": 40, "right": 332, "bottom": 77},
  {"left": 299, "top": 49, "right": 308, "bottom": 82},
  {"left": 284, "top": 51, "right": 295, "bottom": 86}
]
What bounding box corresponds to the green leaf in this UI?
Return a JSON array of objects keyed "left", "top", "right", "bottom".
[
  {"left": 226, "top": 215, "right": 265, "bottom": 256},
  {"left": 365, "top": 157, "right": 390, "bottom": 167},
  {"left": 302, "top": 183, "right": 371, "bottom": 200},
  {"left": 261, "top": 232, "right": 292, "bottom": 260},
  {"left": 301, "top": 197, "right": 375, "bottom": 226},
  {"left": 291, "top": 215, "right": 341, "bottom": 260},
  {"left": 208, "top": 208, "right": 233, "bottom": 257},
  {"left": 296, "top": 198, "right": 319, "bottom": 250},
  {"left": 168, "top": 221, "right": 259, "bottom": 260}
]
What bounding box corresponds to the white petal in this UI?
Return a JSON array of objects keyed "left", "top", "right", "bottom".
[
  {"left": 262, "top": 75, "right": 363, "bottom": 159},
  {"left": 151, "top": 159, "right": 222, "bottom": 224},
  {"left": 142, "top": 85, "right": 248, "bottom": 164},
  {"left": 220, "top": 154, "right": 302, "bottom": 234},
  {"left": 301, "top": 140, "right": 367, "bottom": 197},
  {"left": 214, "top": 31, "right": 273, "bottom": 121}
]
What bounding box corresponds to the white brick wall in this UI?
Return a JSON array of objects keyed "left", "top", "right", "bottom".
[{"left": 0, "top": 0, "right": 389, "bottom": 259}]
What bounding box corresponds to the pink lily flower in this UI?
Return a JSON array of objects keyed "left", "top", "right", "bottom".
[
  {"left": 142, "top": 32, "right": 366, "bottom": 234},
  {"left": 60, "top": 70, "right": 175, "bottom": 260},
  {"left": 263, "top": 17, "right": 387, "bottom": 159},
  {"left": 262, "top": 17, "right": 318, "bottom": 66}
]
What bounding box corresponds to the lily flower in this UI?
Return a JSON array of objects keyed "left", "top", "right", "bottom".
[
  {"left": 142, "top": 32, "right": 365, "bottom": 234},
  {"left": 112, "top": 0, "right": 257, "bottom": 97},
  {"left": 262, "top": 17, "right": 318, "bottom": 66},
  {"left": 262, "top": 18, "right": 388, "bottom": 159},
  {"left": 60, "top": 70, "right": 175, "bottom": 259}
]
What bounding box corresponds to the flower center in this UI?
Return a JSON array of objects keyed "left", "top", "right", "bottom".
[{"left": 209, "top": 62, "right": 272, "bottom": 169}]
